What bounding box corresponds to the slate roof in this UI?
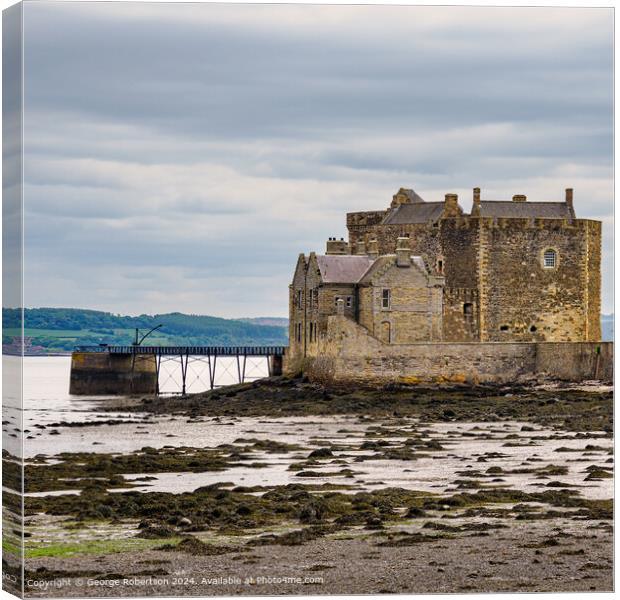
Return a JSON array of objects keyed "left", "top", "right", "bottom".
[
  {"left": 316, "top": 255, "right": 376, "bottom": 284},
  {"left": 382, "top": 202, "right": 445, "bottom": 225},
  {"left": 478, "top": 201, "right": 574, "bottom": 220},
  {"left": 316, "top": 254, "right": 427, "bottom": 284}
]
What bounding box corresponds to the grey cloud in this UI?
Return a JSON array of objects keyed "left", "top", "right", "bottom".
[{"left": 19, "top": 3, "right": 614, "bottom": 316}]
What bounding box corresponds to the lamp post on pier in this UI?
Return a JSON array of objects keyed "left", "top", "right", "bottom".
[{"left": 130, "top": 324, "right": 163, "bottom": 394}]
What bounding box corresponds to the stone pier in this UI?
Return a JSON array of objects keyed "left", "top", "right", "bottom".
[{"left": 70, "top": 351, "right": 157, "bottom": 395}]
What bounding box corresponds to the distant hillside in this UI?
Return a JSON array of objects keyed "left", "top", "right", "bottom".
[
  {"left": 239, "top": 317, "right": 289, "bottom": 328},
  {"left": 2, "top": 308, "right": 611, "bottom": 353},
  {"left": 2, "top": 308, "right": 288, "bottom": 353},
  {"left": 601, "top": 314, "right": 613, "bottom": 342}
]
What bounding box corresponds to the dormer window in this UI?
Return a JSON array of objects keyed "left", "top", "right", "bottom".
[{"left": 543, "top": 249, "right": 557, "bottom": 269}]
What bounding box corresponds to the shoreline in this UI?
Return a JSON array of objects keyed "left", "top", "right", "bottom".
[
  {"left": 10, "top": 377, "right": 613, "bottom": 595},
  {"left": 98, "top": 376, "right": 613, "bottom": 433}
]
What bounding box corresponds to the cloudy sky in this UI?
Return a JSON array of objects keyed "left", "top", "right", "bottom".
[{"left": 22, "top": 3, "right": 613, "bottom": 317}]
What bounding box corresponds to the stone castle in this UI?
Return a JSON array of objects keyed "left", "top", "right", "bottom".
[{"left": 286, "top": 187, "right": 608, "bottom": 384}]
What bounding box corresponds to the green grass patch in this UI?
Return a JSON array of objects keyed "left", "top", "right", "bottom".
[{"left": 25, "top": 536, "right": 177, "bottom": 558}]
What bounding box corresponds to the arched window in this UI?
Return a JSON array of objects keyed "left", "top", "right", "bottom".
[{"left": 543, "top": 249, "right": 557, "bottom": 269}]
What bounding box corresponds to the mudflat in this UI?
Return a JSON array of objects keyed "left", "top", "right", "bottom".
[{"left": 12, "top": 378, "right": 613, "bottom": 596}]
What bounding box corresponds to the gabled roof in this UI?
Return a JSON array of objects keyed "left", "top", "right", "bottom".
[
  {"left": 477, "top": 201, "right": 574, "bottom": 220},
  {"left": 358, "top": 255, "right": 427, "bottom": 284},
  {"left": 397, "top": 188, "right": 426, "bottom": 204},
  {"left": 382, "top": 201, "right": 445, "bottom": 225},
  {"left": 315, "top": 255, "right": 375, "bottom": 284}
]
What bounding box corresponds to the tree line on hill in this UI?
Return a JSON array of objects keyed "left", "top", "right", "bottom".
[{"left": 2, "top": 308, "right": 289, "bottom": 352}]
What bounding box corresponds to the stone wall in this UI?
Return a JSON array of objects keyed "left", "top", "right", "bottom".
[
  {"left": 358, "top": 257, "right": 443, "bottom": 343},
  {"left": 585, "top": 220, "right": 602, "bottom": 340},
  {"left": 344, "top": 207, "right": 601, "bottom": 344},
  {"left": 288, "top": 254, "right": 308, "bottom": 365},
  {"left": 535, "top": 342, "right": 612, "bottom": 382},
  {"left": 480, "top": 218, "right": 597, "bottom": 342},
  {"left": 299, "top": 315, "right": 612, "bottom": 385},
  {"left": 70, "top": 352, "right": 157, "bottom": 395}
]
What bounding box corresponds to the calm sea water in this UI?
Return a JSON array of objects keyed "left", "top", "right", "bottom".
[{"left": 2, "top": 356, "right": 268, "bottom": 457}]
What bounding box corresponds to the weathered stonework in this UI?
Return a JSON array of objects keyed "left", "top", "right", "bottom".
[
  {"left": 302, "top": 315, "right": 612, "bottom": 385},
  {"left": 70, "top": 352, "right": 157, "bottom": 395},
  {"left": 285, "top": 186, "right": 607, "bottom": 383},
  {"left": 344, "top": 188, "right": 601, "bottom": 343}
]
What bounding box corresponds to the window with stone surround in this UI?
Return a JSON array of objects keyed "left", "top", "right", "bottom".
[
  {"left": 382, "top": 289, "right": 391, "bottom": 309},
  {"left": 346, "top": 296, "right": 352, "bottom": 308},
  {"left": 543, "top": 249, "right": 557, "bottom": 269}
]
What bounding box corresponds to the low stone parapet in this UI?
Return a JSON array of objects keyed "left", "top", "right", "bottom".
[{"left": 300, "top": 315, "right": 613, "bottom": 385}]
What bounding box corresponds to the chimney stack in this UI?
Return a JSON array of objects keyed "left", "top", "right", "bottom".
[
  {"left": 565, "top": 188, "right": 573, "bottom": 209},
  {"left": 443, "top": 193, "right": 459, "bottom": 216},
  {"left": 471, "top": 187, "right": 481, "bottom": 216},
  {"left": 326, "top": 237, "right": 348, "bottom": 255},
  {"left": 512, "top": 194, "right": 527, "bottom": 202},
  {"left": 396, "top": 236, "right": 411, "bottom": 267},
  {"left": 367, "top": 239, "right": 379, "bottom": 259}
]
